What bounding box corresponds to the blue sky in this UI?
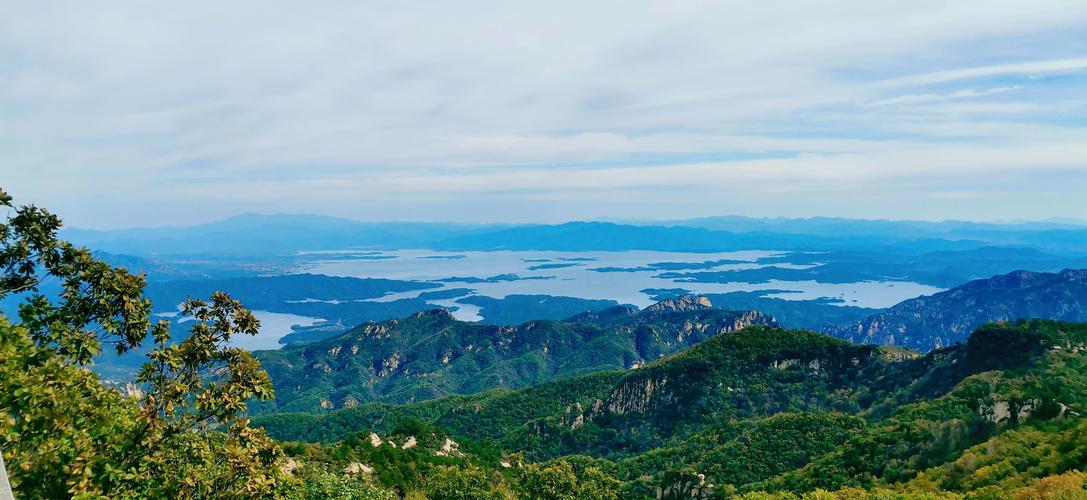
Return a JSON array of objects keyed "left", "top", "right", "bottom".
[{"left": 2, "top": 1, "right": 1086, "bottom": 228}]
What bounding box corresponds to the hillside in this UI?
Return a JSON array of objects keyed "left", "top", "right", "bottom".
[
  {"left": 252, "top": 296, "right": 776, "bottom": 412},
  {"left": 255, "top": 324, "right": 920, "bottom": 447},
  {"left": 254, "top": 320, "right": 1087, "bottom": 497},
  {"left": 827, "top": 268, "right": 1087, "bottom": 351}
]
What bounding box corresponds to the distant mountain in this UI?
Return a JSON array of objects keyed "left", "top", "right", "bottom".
[
  {"left": 252, "top": 297, "right": 776, "bottom": 412},
  {"left": 826, "top": 268, "right": 1087, "bottom": 351},
  {"left": 432, "top": 221, "right": 981, "bottom": 253},
  {"left": 59, "top": 214, "right": 1087, "bottom": 302},
  {"left": 62, "top": 213, "right": 1087, "bottom": 257},
  {"left": 655, "top": 214, "right": 1087, "bottom": 240},
  {"left": 255, "top": 319, "right": 1087, "bottom": 496},
  {"left": 62, "top": 213, "right": 502, "bottom": 256}
]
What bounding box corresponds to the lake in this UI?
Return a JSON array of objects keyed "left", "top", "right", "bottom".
[{"left": 300, "top": 249, "right": 944, "bottom": 321}]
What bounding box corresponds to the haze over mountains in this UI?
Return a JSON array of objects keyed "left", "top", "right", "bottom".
[
  {"left": 248, "top": 266, "right": 1087, "bottom": 415},
  {"left": 36, "top": 212, "right": 1087, "bottom": 382},
  {"left": 10, "top": 198, "right": 1087, "bottom": 499},
  {"left": 6, "top": 1, "right": 1087, "bottom": 497},
  {"left": 13, "top": 206, "right": 1087, "bottom": 496},
  {"left": 62, "top": 213, "right": 1087, "bottom": 256}
]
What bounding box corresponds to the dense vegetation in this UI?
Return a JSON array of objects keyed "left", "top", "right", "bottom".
[
  {"left": 256, "top": 320, "right": 1087, "bottom": 497},
  {"left": 0, "top": 189, "right": 290, "bottom": 497},
  {"left": 0, "top": 190, "right": 630, "bottom": 498},
  {"left": 252, "top": 298, "right": 776, "bottom": 412},
  {"left": 4, "top": 188, "right": 1087, "bottom": 498}
]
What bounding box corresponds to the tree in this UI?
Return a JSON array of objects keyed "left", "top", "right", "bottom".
[
  {"left": 0, "top": 187, "right": 289, "bottom": 498},
  {"left": 424, "top": 464, "right": 510, "bottom": 500},
  {"left": 1013, "top": 471, "right": 1087, "bottom": 500},
  {"left": 518, "top": 460, "right": 621, "bottom": 500},
  {"left": 283, "top": 465, "right": 397, "bottom": 500}
]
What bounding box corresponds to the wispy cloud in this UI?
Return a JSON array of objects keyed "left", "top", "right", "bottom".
[
  {"left": 875, "top": 58, "right": 1087, "bottom": 87},
  {"left": 864, "top": 86, "right": 1021, "bottom": 107},
  {"left": 0, "top": 1, "right": 1085, "bottom": 227}
]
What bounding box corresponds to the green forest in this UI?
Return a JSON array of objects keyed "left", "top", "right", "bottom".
[{"left": 2, "top": 188, "right": 1085, "bottom": 499}]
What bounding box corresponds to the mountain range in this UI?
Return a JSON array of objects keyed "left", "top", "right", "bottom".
[
  {"left": 827, "top": 268, "right": 1087, "bottom": 351},
  {"left": 253, "top": 296, "right": 776, "bottom": 413},
  {"left": 62, "top": 213, "right": 1087, "bottom": 256},
  {"left": 248, "top": 268, "right": 1087, "bottom": 415},
  {"left": 15, "top": 207, "right": 1087, "bottom": 496},
  {"left": 255, "top": 319, "right": 1087, "bottom": 496}
]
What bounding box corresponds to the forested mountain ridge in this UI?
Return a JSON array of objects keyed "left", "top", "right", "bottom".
[
  {"left": 5, "top": 186, "right": 1087, "bottom": 498},
  {"left": 826, "top": 268, "right": 1087, "bottom": 351},
  {"left": 255, "top": 319, "right": 1087, "bottom": 497},
  {"left": 256, "top": 324, "right": 922, "bottom": 447},
  {"left": 252, "top": 297, "right": 777, "bottom": 413}
]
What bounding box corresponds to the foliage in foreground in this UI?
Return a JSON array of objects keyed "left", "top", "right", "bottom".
[
  {"left": 3, "top": 186, "right": 1087, "bottom": 499},
  {"left": 0, "top": 188, "right": 286, "bottom": 497}
]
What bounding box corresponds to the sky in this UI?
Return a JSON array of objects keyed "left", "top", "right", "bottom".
[{"left": 2, "top": 1, "right": 1087, "bottom": 229}]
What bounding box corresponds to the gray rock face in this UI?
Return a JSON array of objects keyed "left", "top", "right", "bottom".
[
  {"left": 644, "top": 295, "right": 714, "bottom": 314},
  {"left": 605, "top": 375, "right": 672, "bottom": 416},
  {"left": 977, "top": 398, "right": 1042, "bottom": 424}
]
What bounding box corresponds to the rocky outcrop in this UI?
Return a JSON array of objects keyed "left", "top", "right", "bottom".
[
  {"left": 279, "top": 458, "right": 302, "bottom": 475},
  {"left": 644, "top": 295, "right": 714, "bottom": 314},
  {"left": 359, "top": 323, "right": 390, "bottom": 339},
  {"left": 656, "top": 472, "right": 713, "bottom": 499},
  {"left": 435, "top": 438, "right": 463, "bottom": 457},
  {"left": 377, "top": 353, "right": 401, "bottom": 377},
  {"left": 978, "top": 398, "right": 1043, "bottom": 424},
  {"left": 603, "top": 376, "right": 672, "bottom": 416},
  {"left": 344, "top": 462, "right": 374, "bottom": 475},
  {"left": 411, "top": 309, "right": 456, "bottom": 320},
  {"left": 768, "top": 358, "right": 829, "bottom": 377}
]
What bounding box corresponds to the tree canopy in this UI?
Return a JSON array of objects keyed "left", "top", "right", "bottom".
[{"left": 0, "top": 187, "right": 288, "bottom": 497}]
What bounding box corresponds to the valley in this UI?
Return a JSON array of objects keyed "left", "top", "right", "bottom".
[
  {"left": 63, "top": 228, "right": 1087, "bottom": 382},
  {"left": 253, "top": 319, "right": 1087, "bottom": 497},
  {"left": 6, "top": 5, "right": 1087, "bottom": 497},
  {"left": 5, "top": 206, "right": 1087, "bottom": 498}
]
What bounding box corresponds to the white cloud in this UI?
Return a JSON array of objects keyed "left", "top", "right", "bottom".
[
  {"left": 876, "top": 58, "right": 1087, "bottom": 87},
  {"left": 0, "top": 1, "right": 1085, "bottom": 227},
  {"left": 864, "top": 86, "right": 1021, "bottom": 107}
]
